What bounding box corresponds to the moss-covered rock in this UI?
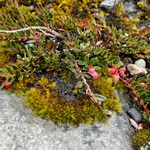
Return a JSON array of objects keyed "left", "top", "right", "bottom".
[
  {"left": 21, "top": 76, "right": 122, "bottom": 126},
  {"left": 132, "top": 129, "right": 150, "bottom": 150},
  {"left": 23, "top": 76, "right": 108, "bottom": 126}
]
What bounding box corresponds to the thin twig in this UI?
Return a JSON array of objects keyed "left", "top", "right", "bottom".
[
  {"left": 0, "top": 26, "right": 62, "bottom": 38},
  {"left": 74, "top": 61, "right": 100, "bottom": 107},
  {"left": 38, "top": 29, "right": 55, "bottom": 37}
]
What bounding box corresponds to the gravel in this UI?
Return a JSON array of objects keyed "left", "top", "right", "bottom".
[{"left": 0, "top": 90, "right": 134, "bottom": 150}]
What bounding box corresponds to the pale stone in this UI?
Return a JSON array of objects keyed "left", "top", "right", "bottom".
[
  {"left": 127, "top": 64, "right": 147, "bottom": 75},
  {"left": 99, "top": 0, "right": 120, "bottom": 10},
  {"left": 135, "top": 59, "right": 146, "bottom": 68}
]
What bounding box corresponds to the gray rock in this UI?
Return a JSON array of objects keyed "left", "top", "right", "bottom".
[
  {"left": 123, "top": 1, "right": 137, "bottom": 13},
  {"left": 99, "top": 0, "right": 120, "bottom": 10},
  {"left": 127, "top": 108, "right": 142, "bottom": 123},
  {"left": 127, "top": 64, "right": 147, "bottom": 75},
  {"left": 135, "top": 59, "right": 146, "bottom": 68},
  {"left": 0, "top": 90, "right": 134, "bottom": 150}
]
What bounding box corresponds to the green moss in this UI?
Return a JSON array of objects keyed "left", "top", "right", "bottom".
[
  {"left": 18, "top": 5, "right": 36, "bottom": 22},
  {"left": 132, "top": 129, "right": 150, "bottom": 149},
  {"left": 137, "top": 2, "right": 149, "bottom": 11},
  {"left": 116, "top": 2, "right": 124, "bottom": 16},
  {"left": 0, "top": 52, "right": 9, "bottom": 67},
  {"left": 0, "top": 3, "right": 37, "bottom": 28},
  {"left": 93, "top": 77, "right": 122, "bottom": 113},
  {"left": 21, "top": 76, "right": 120, "bottom": 127},
  {"left": 38, "top": 76, "right": 56, "bottom": 88},
  {"left": 52, "top": 0, "right": 102, "bottom": 19},
  {"left": 9, "top": 76, "right": 35, "bottom": 96},
  {"left": 23, "top": 76, "right": 108, "bottom": 126},
  {"left": 0, "top": 41, "right": 13, "bottom": 67},
  {"left": 59, "top": 70, "right": 72, "bottom": 83}
]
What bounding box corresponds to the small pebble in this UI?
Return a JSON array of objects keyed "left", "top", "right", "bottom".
[
  {"left": 135, "top": 59, "right": 146, "bottom": 68},
  {"left": 99, "top": 0, "right": 120, "bottom": 10},
  {"left": 127, "top": 64, "right": 147, "bottom": 75},
  {"left": 127, "top": 108, "right": 142, "bottom": 123}
]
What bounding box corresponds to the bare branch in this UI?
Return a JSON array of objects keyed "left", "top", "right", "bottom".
[
  {"left": 74, "top": 61, "right": 101, "bottom": 107},
  {"left": 38, "top": 29, "right": 55, "bottom": 37},
  {"left": 0, "top": 26, "right": 62, "bottom": 38}
]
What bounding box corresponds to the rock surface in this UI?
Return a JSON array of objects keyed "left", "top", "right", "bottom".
[
  {"left": 123, "top": 1, "right": 137, "bottom": 13},
  {"left": 135, "top": 59, "right": 146, "bottom": 68},
  {"left": 0, "top": 90, "right": 134, "bottom": 150},
  {"left": 127, "top": 64, "right": 147, "bottom": 75}
]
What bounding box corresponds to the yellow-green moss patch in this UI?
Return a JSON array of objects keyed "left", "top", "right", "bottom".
[
  {"left": 93, "top": 77, "right": 122, "bottom": 113},
  {"left": 23, "top": 76, "right": 108, "bottom": 126},
  {"left": 132, "top": 129, "right": 150, "bottom": 149}
]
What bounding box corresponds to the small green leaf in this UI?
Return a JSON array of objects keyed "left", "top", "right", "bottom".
[
  {"left": 83, "top": 73, "right": 92, "bottom": 79},
  {"left": 94, "top": 94, "right": 107, "bottom": 102},
  {"left": 78, "top": 60, "right": 85, "bottom": 65},
  {"left": 94, "top": 49, "right": 101, "bottom": 55},
  {"left": 6, "top": 67, "right": 14, "bottom": 74},
  {"left": 84, "top": 55, "right": 90, "bottom": 63},
  {"left": 94, "top": 66, "right": 101, "bottom": 70},
  {"left": 0, "top": 69, "right": 7, "bottom": 77},
  {"left": 90, "top": 57, "right": 99, "bottom": 65},
  {"left": 12, "top": 65, "right": 19, "bottom": 70},
  {"left": 18, "top": 75, "right": 24, "bottom": 81},
  {"left": 70, "top": 68, "right": 77, "bottom": 74},
  {"left": 0, "top": 80, "right": 6, "bottom": 89},
  {"left": 9, "top": 77, "right": 15, "bottom": 84},
  {"left": 143, "top": 112, "right": 149, "bottom": 121},
  {"left": 76, "top": 81, "right": 83, "bottom": 89},
  {"left": 0, "top": 69, "right": 5, "bottom": 76}
]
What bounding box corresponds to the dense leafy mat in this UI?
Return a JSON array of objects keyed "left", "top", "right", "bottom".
[{"left": 0, "top": 0, "right": 150, "bottom": 148}]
